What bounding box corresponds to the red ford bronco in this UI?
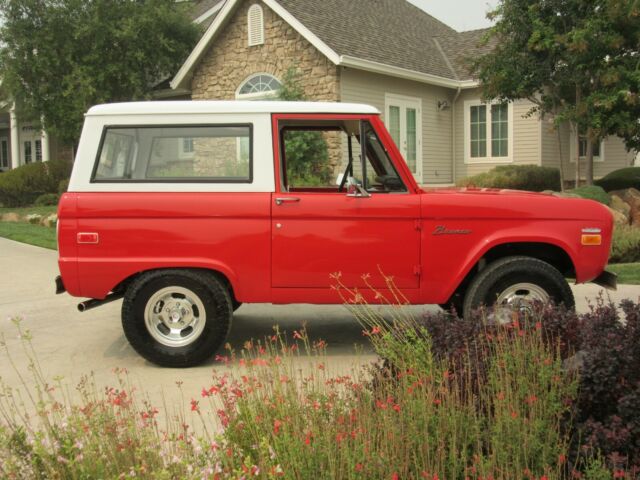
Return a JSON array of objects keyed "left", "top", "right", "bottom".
[{"left": 56, "top": 101, "right": 615, "bottom": 367}]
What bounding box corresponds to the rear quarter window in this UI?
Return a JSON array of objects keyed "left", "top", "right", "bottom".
[{"left": 92, "top": 125, "right": 252, "bottom": 183}]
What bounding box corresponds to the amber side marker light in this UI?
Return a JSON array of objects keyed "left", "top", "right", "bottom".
[{"left": 581, "top": 228, "right": 602, "bottom": 246}]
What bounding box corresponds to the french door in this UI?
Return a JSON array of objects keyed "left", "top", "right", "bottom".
[{"left": 385, "top": 94, "right": 422, "bottom": 183}]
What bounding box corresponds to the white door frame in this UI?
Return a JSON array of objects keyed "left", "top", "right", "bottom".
[{"left": 384, "top": 93, "right": 423, "bottom": 183}]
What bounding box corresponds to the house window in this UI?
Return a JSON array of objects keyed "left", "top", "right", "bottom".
[
  {"left": 0, "top": 139, "right": 8, "bottom": 169},
  {"left": 35, "top": 139, "right": 43, "bottom": 162},
  {"left": 465, "top": 101, "right": 513, "bottom": 163},
  {"left": 237, "top": 73, "right": 281, "bottom": 98},
  {"left": 570, "top": 133, "right": 605, "bottom": 163},
  {"left": 247, "top": 4, "right": 264, "bottom": 46},
  {"left": 24, "top": 141, "right": 32, "bottom": 163},
  {"left": 579, "top": 137, "right": 601, "bottom": 158}
]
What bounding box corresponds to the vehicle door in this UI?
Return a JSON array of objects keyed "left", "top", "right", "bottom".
[{"left": 271, "top": 114, "right": 421, "bottom": 290}]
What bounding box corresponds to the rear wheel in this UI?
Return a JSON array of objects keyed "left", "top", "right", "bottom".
[
  {"left": 462, "top": 256, "right": 574, "bottom": 322},
  {"left": 122, "top": 270, "right": 232, "bottom": 367}
]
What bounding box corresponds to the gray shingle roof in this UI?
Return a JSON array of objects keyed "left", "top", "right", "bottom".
[
  {"left": 278, "top": 0, "right": 465, "bottom": 80},
  {"left": 436, "top": 28, "right": 494, "bottom": 80}
]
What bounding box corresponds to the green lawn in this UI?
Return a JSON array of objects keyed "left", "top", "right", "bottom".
[
  {"left": 608, "top": 263, "right": 640, "bottom": 285},
  {"left": 0, "top": 205, "right": 58, "bottom": 218},
  {"left": 0, "top": 222, "right": 57, "bottom": 250}
]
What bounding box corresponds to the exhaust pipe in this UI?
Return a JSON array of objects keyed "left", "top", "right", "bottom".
[{"left": 78, "top": 292, "right": 124, "bottom": 312}]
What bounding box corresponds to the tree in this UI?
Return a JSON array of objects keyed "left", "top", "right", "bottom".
[
  {"left": 474, "top": 0, "right": 640, "bottom": 186},
  {"left": 0, "top": 0, "right": 200, "bottom": 146}
]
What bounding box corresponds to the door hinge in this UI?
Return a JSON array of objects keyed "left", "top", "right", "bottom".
[
  {"left": 414, "top": 220, "right": 422, "bottom": 231},
  {"left": 413, "top": 265, "right": 422, "bottom": 277}
]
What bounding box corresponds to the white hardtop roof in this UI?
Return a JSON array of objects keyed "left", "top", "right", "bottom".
[{"left": 86, "top": 101, "right": 380, "bottom": 116}]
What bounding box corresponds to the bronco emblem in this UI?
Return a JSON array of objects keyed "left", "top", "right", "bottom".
[{"left": 432, "top": 225, "right": 472, "bottom": 236}]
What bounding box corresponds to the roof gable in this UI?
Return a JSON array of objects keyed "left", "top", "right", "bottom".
[{"left": 172, "top": 0, "right": 486, "bottom": 91}]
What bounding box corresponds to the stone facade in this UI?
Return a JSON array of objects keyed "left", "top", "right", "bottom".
[{"left": 191, "top": 1, "right": 339, "bottom": 101}]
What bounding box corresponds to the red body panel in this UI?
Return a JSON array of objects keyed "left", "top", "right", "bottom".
[{"left": 58, "top": 112, "right": 613, "bottom": 305}]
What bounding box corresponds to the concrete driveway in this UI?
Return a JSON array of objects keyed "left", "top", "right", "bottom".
[{"left": 1, "top": 237, "right": 638, "bottom": 414}]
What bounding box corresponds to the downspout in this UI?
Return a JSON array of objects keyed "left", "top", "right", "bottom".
[{"left": 451, "top": 87, "right": 461, "bottom": 184}]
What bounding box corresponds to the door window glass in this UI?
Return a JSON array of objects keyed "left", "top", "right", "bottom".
[
  {"left": 279, "top": 120, "right": 406, "bottom": 193},
  {"left": 405, "top": 108, "right": 417, "bottom": 172}
]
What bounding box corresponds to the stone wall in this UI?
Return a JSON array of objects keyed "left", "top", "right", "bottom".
[{"left": 191, "top": 1, "right": 339, "bottom": 101}]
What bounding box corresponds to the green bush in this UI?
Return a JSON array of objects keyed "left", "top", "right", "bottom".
[
  {"left": 610, "top": 225, "right": 640, "bottom": 263},
  {"left": 595, "top": 167, "right": 640, "bottom": 192},
  {"left": 58, "top": 178, "right": 69, "bottom": 194},
  {"left": 0, "top": 161, "right": 71, "bottom": 207},
  {"left": 569, "top": 185, "right": 610, "bottom": 205},
  {"left": 34, "top": 193, "right": 60, "bottom": 206},
  {"left": 456, "top": 165, "right": 561, "bottom": 192}
]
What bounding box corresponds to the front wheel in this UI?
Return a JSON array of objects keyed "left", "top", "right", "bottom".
[
  {"left": 462, "top": 256, "right": 574, "bottom": 322},
  {"left": 122, "top": 270, "right": 232, "bottom": 367}
]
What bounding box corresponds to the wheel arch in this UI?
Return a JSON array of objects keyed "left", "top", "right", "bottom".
[
  {"left": 443, "top": 240, "right": 576, "bottom": 305},
  {"left": 110, "top": 266, "right": 240, "bottom": 304}
]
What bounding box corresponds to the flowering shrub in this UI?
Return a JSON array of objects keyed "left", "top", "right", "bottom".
[{"left": 1, "top": 289, "right": 639, "bottom": 479}]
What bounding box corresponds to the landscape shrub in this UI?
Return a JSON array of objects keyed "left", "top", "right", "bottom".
[
  {"left": 595, "top": 167, "right": 640, "bottom": 192},
  {"left": 610, "top": 225, "right": 640, "bottom": 263},
  {"left": 34, "top": 193, "right": 60, "bottom": 206},
  {"left": 0, "top": 161, "right": 71, "bottom": 207},
  {"left": 456, "top": 164, "right": 561, "bottom": 192},
  {"left": 2, "top": 294, "right": 639, "bottom": 478},
  {"left": 58, "top": 178, "right": 69, "bottom": 194},
  {"left": 569, "top": 185, "right": 610, "bottom": 205}
]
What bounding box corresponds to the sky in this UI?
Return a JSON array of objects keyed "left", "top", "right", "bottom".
[{"left": 408, "top": 0, "right": 498, "bottom": 32}]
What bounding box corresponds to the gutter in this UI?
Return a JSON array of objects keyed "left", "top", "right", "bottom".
[{"left": 451, "top": 87, "right": 462, "bottom": 183}]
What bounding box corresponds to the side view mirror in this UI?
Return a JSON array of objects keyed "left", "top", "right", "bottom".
[{"left": 346, "top": 176, "right": 371, "bottom": 198}]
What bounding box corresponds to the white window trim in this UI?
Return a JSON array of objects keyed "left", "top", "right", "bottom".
[
  {"left": 464, "top": 100, "right": 514, "bottom": 164},
  {"left": 247, "top": 4, "right": 265, "bottom": 47},
  {"left": 569, "top": 133, "right": 605, "bottom": 163},
  {"left": 384, "top": 93, "right": 423, "bottom": 183}
]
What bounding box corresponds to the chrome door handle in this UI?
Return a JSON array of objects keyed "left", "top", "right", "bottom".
[{"left": 275, "top": 197, "right": 301, "bottom": 206}]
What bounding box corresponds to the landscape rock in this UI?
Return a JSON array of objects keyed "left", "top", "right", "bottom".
[
  {"left": 607, "top": 206, "right": 629, "bottom": 226},
  {"left": 26, "top": 214, "right": 43, "bottom": 225},
  {"left": 1, "top": 212, "right": 20, "bottom": 222},
  {"left": 41, "top": 213, "right": 58, "bottom": 228},
  {"left": 609, "top": 194, "right": 631, "bottom": 222}
]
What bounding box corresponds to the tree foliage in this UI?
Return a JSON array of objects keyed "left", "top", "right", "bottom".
[
  {"left": 0, "top": 0, "right": 200, "bottom": 144},
  {"left": 277, "top": 67, "right": 332, "bottom": 186},
  {"left": 474, "top": 0, "right": 640, "bottom": 185}
]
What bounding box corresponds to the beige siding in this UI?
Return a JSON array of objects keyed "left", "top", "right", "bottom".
[
  {"left": 340, "top": 67, "right": 454, "bottom": 184},
  {"left": 454, "top": 88, "right": 541, "bottom": 180},
  {"left": 541, "top": 118, "right": 636, "bottom": 180}
]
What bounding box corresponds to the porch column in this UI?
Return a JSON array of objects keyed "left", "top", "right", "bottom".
[
  {"left": 41, "top": 122, "right": 50, "bottom": 162},
  {"left": 9, "top": 103, "right": 20, "bottom": 167}
]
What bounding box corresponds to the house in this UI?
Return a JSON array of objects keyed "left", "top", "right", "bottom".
[{"left": 170, "top": 0, "right": 637, "bottom": 185}]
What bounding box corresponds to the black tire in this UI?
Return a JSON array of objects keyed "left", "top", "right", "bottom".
[
  {"left": 462, "top": 256, "right": 574, "bottom": 320},
  {"left": 122, "top": 269, "right": 232, "bottom": 368},
  {"left": 232, "top": 299, "right": 243, "bottom": 312}
]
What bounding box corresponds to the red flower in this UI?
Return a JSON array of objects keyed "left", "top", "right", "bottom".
[
  {"left": 393, "top": 404, "right": 401, "bottom": 413},
  {"left": 190, "top": 399, "right": 199, "bottom": 412},
  {"left": 355, "top": 463, "right": 364, "bottom": 472},
  {"left": 273, "top": 419, "right": 283, "bottom": 435},
  {"left": 613, "top": 471, "right": 626, "bottom": 479},
  {"left": 558, "top": 454, "right": 567, "bottom": 465},
  {"left": 391, "top": 473, "right": 399, "bottom": 480},
  {"left": 371, "top": 326, "right": 382, "bottom": 335},
  {"left": 293, "top": 330, "right": 303, "bottom": 340}
]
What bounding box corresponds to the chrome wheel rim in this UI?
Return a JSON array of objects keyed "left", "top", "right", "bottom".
[
  {"left": 491, "top": 283, "right": 550, "bottom": 324},
  {"left": 144, "top": 286, "right": 206, "bottom": 347}
]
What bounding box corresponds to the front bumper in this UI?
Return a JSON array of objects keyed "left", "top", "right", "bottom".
[{"left": 592, "top": 270, "right": 618, "bottom": 291}]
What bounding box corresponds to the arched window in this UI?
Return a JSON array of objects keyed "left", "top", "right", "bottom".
[
  {"left": 247, "top": 4, "right": 264, "bottom": 46},
  {"left": 236, "top": 73, "right": 282, "bottom": 99}
]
